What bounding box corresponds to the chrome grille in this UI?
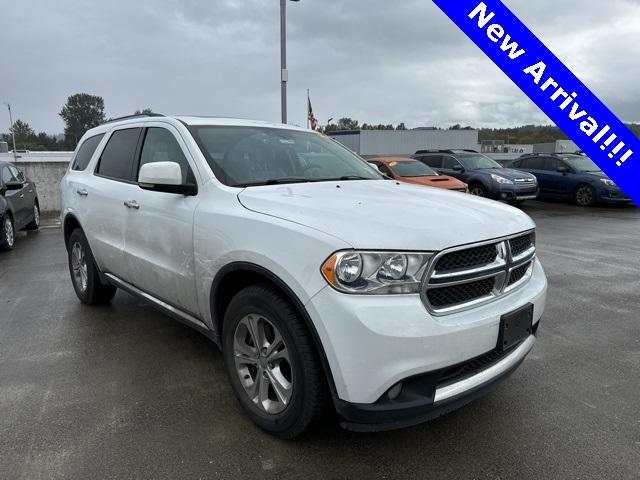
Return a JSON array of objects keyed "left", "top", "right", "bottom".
[
  {"left": 422, "top": 231, "right": 536, "bottom": 315},
  {"left": 427, "top": 278, "right": 495, "bottom": 308},
  {"left": 509, "top": 233, "right": 535, "bottom": 257},
  {"left": 507, "top": 263, "right": 529, "bottom": 286},
  {"left": 435, "top": 244, "right": 497, "bottom": 272}
]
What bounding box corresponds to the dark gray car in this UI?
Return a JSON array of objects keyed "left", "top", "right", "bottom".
[{"left": 0, "top": 160, "right": 39, "bottom": 251}]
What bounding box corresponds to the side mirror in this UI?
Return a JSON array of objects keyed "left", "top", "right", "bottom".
[
  {"left": 138, "top": 161, "right": 197, "bottom": 196},
  {"left": 452, "top": 165, "right": 464, "bottom": 172},
  {"left": 5, "top": 181, "right": 23, "bottom": 191}
]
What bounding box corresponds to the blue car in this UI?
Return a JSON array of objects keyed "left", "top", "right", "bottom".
[
  {"left": 413, "top": 150, "right": 538, "bottom": 205},
  {"left": 509, "top": 154, "right": 631, "bottom": 207}
]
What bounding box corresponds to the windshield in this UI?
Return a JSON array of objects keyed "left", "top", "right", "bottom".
[
  {"left": 189, "top": 126, "right": 382, "bottom": 187},
  {"left": 388, "top": 161, "right": 438, "bottom": 177},
  {"left": 458, "top": 153, "right": 502, "bottom": 170},
  {"left": 563, "top": 156, "right": 601, "bottom": 172}
]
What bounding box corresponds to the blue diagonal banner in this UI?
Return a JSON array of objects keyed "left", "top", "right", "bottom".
[{"left": 432, "top": 0, "right": 639, "bottom": 205}]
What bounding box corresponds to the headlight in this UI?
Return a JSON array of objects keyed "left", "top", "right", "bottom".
[
  {"left": 491, "top": 174, "right": 514, "bottom": 185},
  {"left": 321, "top": 251, "right": 433, "bottom": 294},
  {"left": 599, "top": 178, "right": 616, "bottom": 187}
]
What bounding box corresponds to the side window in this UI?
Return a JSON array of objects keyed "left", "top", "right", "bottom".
[
  {"left": 138, "top": 128, "right": 195, "bottom": 185},
  {"left": 521, "top": 157, "right": 543, "bottom": 169},
  {"left": 72, "top": 134, "right": 105, "bottom": 171},
  {"left": 420, "top": 155, "right": 442, "bottom": 168},
  {"left": 544, "top": 158, "right": 560, "bottom": 171},
  {"left": 96, "top": 128, "right": 141, "bottom": 181},
  {"left": 442, "top": 156, "right": 459, "bottom": 170},
  {"left": 8, "top": 165, "right": 24, "bottom": 182}
]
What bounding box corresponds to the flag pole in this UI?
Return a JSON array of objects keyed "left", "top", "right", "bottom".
[{"left": 306, "top": 89, "right": 310, "bottom": 129}]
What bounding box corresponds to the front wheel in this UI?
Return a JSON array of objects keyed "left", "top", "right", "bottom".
[
  {"left": 469, "top": 184, "right": 487, "bottom": 197},
  {"left": 575, "top": 184, "right": 596, "bottom": 207},
  {"left": 222, "top": 284, "right": 326, "bottom": 439},
  {"left": 25, "top": 203, "right": 40, "bottom": 230},
  {"left": 0, "top": 215, "right": 15, "bottom": 251},
  {"left": 67, "top": 228, "right": 117, "bottom": 304}
]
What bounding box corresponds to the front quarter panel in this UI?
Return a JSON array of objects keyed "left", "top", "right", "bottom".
[{"left": 193, "top": 186, "right": 351, "bottom": 333}]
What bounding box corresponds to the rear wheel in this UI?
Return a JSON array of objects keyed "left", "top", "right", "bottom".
[
  {"left": 222, "top": 284, "right": 326, "bottom": 439},
  {"left": 67, "top": 228, "right": 117, "bottom": 304},
  {"left": 25, "top": 203, "right": 40, "bottom": 230},
  {"left": 575, "top": 184, "right": 596, "bottom": 207},
  {"left": 0, "top": 215, "right": 15, "bottom": 251}
]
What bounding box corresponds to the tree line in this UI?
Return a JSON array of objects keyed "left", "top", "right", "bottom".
[
  {"left": 2, "top": 100, "right": 639, "bottom": 151},
  {"left": 323, "top": 117, "right": 640, "bottom": 144},
  {"left": 0, "top": 94, "right": 154, "bottom": 151}
]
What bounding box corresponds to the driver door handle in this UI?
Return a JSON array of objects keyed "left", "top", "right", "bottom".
[
  {"left": 124, "top": 200, "right": 140, "bottom": 210},
  {"left": 76, "top": 189, "right": 89, "bottom": 197}
]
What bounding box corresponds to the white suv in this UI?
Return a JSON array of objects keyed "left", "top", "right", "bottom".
[{"left": 60, "top": 115, "right": 547, "bottom": 438}]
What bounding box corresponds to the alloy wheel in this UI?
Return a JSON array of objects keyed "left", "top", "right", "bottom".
[
  {"left": 576, "top": 186, "right": 594, "bottom": 206},
  {"left": 233, "top": 314, "right": 293, "bottom": 415},
  {"left": 4, "top": 217, "right": 14, "bottom": 247},
  {"left": 470, "top": 186, "right": 485, "bottom": 196},
  {"left": 71, "top": 242, "right": 88, "bottom": 293}
]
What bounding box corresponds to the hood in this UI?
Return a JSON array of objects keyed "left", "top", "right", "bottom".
[
  {"left": 582, "top": 170, "right": 607, "bottom": 179},
  {"left": 480, "top": 168, "right": 537, "bottom": 181},
  {"left": 237, "top": 180, "right": 535, "bottom": 251},
  {"left": 401, "top": 175, "right": 466, "bottom": 190}
]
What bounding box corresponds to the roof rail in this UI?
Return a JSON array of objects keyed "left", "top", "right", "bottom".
[
  {"left": 414, "top": 149, "right": 455, "bottom": 155},
  {"left": 519, "top": 152, "right": 561, "bottom": 157},
  {"left": 101, "top": 113, "right": 165, "bottom": 125},
  {"left": 461, "top": 149, "right": 478, "bottom": 153}
]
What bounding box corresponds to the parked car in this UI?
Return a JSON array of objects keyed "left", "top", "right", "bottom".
[
  {"left": 0, "top": 160, "right": 40, "bottom": 251},
  {"left": 509, "top": 153, "right": 631, "bottom": 206},
  {"left": 413, "top": 150, "right": 539, "bottom": 205},
  {"left": 60, "top": 115, "right": 547, "bottom": 438},
  {"left": 367, "top": 157, "right": 468, "bottom": 192}
]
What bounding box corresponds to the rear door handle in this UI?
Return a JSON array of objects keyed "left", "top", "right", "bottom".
[
  {"left": 124, "top": 200, "right": 140, "bottom": 210},
  {"left": 76, "top": 189, "right": 89, "bottom": 197}
]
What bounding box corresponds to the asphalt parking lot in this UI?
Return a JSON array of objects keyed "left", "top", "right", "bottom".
[{"left": 1, "top": 201, "right": 639, "bottom": 479}]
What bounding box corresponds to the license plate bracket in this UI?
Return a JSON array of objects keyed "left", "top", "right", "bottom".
[{"left": 497, "top": 304, "right": 534, "bottom": 352}]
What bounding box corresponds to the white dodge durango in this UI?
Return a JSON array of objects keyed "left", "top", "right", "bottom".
[{"left": 60, "top": 115, "right": 547, "bottom": 438}]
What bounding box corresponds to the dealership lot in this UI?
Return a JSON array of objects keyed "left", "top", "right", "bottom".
[{"left": 1, "top": 202, "right": 638, "bottom": 479}]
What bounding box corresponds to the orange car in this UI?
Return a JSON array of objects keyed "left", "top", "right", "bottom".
[{"left": 368, "top": 157, "right": 468, "bottom": 192}]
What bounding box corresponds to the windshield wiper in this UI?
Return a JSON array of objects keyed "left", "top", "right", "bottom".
[
  {"left": 233, "top": 178, "right": 318, "bottom": 188},
  {"left": 320, "top": 175, "right": 374, "bottom": 181}
]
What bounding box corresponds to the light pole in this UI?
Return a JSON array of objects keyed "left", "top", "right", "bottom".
[
  {"left": 280, "top": 0, "right": 299, "bottom": 124},
  {"left": 4, "top": 103, "right": 17, "bottom": 162}
]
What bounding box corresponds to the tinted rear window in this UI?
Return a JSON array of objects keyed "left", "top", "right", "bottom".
[
  {"left": 419, "top": 155, "right": 442, "bottom": 168},
  {"left": 96, "top": 129, "right": 141, "bottom": 181},
  {"left": 72, "top": 134, "right": 105, "bottom": 171}
]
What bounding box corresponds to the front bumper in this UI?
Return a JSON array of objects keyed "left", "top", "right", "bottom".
[
  {"left": 490, "top": 184, "right": 539, "bottom": 201},
  {"left": 305, "top": 259, "right": 547, "bottom": 428},
  {"left": 336, "top": 334, "right": 537, "bottom": 431},
  {"left": 598, "top": 187, "right": 632, "bottom": 204}
]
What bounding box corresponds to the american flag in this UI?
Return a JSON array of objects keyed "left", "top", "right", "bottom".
[{"left": 307, "top": 95, "right": 318, "bottom": 131}]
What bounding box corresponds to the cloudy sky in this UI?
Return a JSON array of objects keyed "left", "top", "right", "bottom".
[{"left": 1, "top": 0, "right": 639, "bottom": 133}]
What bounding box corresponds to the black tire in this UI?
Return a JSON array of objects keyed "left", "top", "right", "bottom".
[
  {"left": 67, "top": 228, "right": 117, "bottom": 304},
  {"left": 575, "top": 184, "right": 596, "bottom": 207},
  {"left": 0, "top": 214, "right": 15, "bottom": 252},
  {"left": 25, "top": 202, "right": 40, "bottom": 231},
  {"left": 222, "top": 284, "right": 326, "bottom": 439},
  {"left": 469, "top": 184, "right": 487, "bottom": 197}
]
